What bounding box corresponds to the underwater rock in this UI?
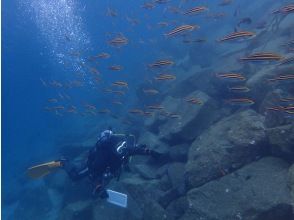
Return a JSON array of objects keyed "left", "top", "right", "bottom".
[
  {"left": 159, "top": 173, "right": 173, "bottom": 192},
  {"left": 121, "top": 175, "right": 172, "bottom": 219},
  {"left": 158, "top": 91, "right": 223, "bottom": 145},
  {"left": 144, "top": 111, "right": 169, "bottom": 134},
  {"left": 169, "top": 144, "right": 189, "bottom": 162},
  {"left": 62, "top": 178, "right": 93, "bottom": 204},
  {"left": 260, "top": 89, "right": 293, "bottom": 128},
  {"left": 267, "top": 123, "right": 294, "bottom": 162},
  {"left": 167, "top": 163, "right": 186, "bottom": 189},
  {"left": 246, "top": 66, "right": 276, "bottom": 107},
  {"left": 181, "top": 157, "right": 293, "bottom": 220},
  {"left": 121, "top": 175, "right": 163, "bottom": 204},
  {"left": 166, "top": 196, "right": 189, "bottom": 220},
  {"left": 138, "top": 131, "right": 169, "bottom": 155},
  {"left": 186, "top": 109, "right": 267, "bottom": 189},
  {"left": 59, "top": 200, "right": 93, "bottom": 220},
  {"left": 142, "top": 200, "right": 173, "bottom": 220},
  {"left": 157, "top": 163, "right": 187, "bottom": 209},
  {"left": 10, "top": 186, "right": 53, "bottom": 220},
  {"left": 132, "top": 164, "right": 157, "bottom": 180},
  {"left": 288, "top": 164, "right": 294, "bottom": 202}
]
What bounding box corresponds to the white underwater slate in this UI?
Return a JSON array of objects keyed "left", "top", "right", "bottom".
[{"left": 106, "top": 189, "right": 128, "bottom": 208}]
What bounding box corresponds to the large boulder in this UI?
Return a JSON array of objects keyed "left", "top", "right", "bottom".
[
  {"left": 130, "top": 131, "right": 170, "bottom": 172},
  {"left": 137, "top": 131, "right": 169, "bottom": 154},
  {"left": 181, "top": 157, "right": 293, "bottom": 220},
  {"left": 121, "top": 175, "right": 173, "bottom": 219},
  {"left": 186, "top": 109, "right": 267, "bottom": 189},
  {"left": 158, "top": 91, "right": 226, "bottom": 145},
  {"left": 121, "top": 175, "right": 164, "bottom": 204},
  {"left": 267, "top": 123, "right": 294, "bottom": 162}
]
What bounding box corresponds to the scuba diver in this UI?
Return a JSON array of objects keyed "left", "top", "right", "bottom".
[{"left": 27, "top": 129, "right": 162, "bottom": 200}]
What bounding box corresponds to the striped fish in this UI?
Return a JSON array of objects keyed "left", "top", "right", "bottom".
[
  {"left": 165, "top": 25, "right": 199, "bottom": 37},
  {"left": 278, "top": 56, "right": 294, "bottom": 66},
  {"left": 240, "top": 52, "right": 284, "bottom": 62},
  {"left": 184, "top": 6, "right": 208, "bottom": 15},
  {"left": 149, "top": 60, "right": 174, "bottom": 68},
  {"left": 268, "top": 75, "right": 294, "bottom": 82},
  {"left": 147, "top": 105, "right": 165, "bottom": 110},
  {"left": 154, "top": 74, "right": 176, "bottom": 80},
  {"left": 112, "top": 81, "right": 129, "bottom": 87},
  {"left": 228, "top": 86, "right": 250, "bottom": 93},
  {"left": 272, "top": 4, "right": 294, "bottom": 14},
  {"left": 109, "top": 65, "right": 123, "bottom": 71},
  {"left": 108, "top": 36, "right": 128, "bottom": 47},
  {"left": 218, "top": 31, "right": 255, "bottom": 42},
  {"left": 129, "top": 109, "right": 144, "bottom": 115},
  {"left": 216, "top": 73, "right": 246, "bottom": 81},
  {"left": 225, "top": 98, "right": 255, "bottom": 106}
]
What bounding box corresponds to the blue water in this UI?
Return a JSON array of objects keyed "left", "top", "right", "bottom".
[{"left": 2, "top": 0, "right": 293, "bottom": 219}]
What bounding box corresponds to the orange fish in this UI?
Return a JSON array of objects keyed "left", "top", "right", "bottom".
[
  {"left": 97, "top": 52, "right": 110, "bottom": 59},
  {"left": 112, "top": 81, "right": 128, "bottom": 88},
  {"left": 184, "top": 6, "right": 208, "bottom": 15},
  {"left": 217, "top": 31, "right": 255, "bottom": 42},
  {"left": 108, "top": 35, "right": 128, "bottom": 48},
  {"left": 165, "top": 25, "right": 199, "bottom": 37},
  {"left": 148, "top": 59, "right": 174, "bottom": 68},
  {"left": 185, "top": 98, "right": 203, "bottom": 105},
  {"left": 112, "top": 90, "right": 126, "bottom": 95},
  {"left": 228, "top": 86, "right": 250, "bottom": 93},
  {"left": 225, "top": 98, "right": 255, "bottom": 106},
  {"left": 240, "top": 52, "right": 284, "bottom": 62},
  {"left": 272, "top": 4, "right": 294, "bottom": 14},
  {"left": 129, "top": 109, "right": 144, "bottom": 115},
  {"left": 268, "top": 75, "right": 294, "bottom": 82},
  {"left": 216, "top": 73, "right": 246, "bottom": 81},
  {"left": 143, "top": 89, "right": 159, "bottom": 95},
  {"left": 109, "top": 65, "right": 123, "bottom": 71},
  {"left": 147, "top": 105, "right": 164, "bottom": 110},
  {"left": 154, "top": 74, "right": 176, "bottom": 81}
]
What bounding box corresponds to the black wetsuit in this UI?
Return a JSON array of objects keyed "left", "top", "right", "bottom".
[{"left": 64, "top": 131, "right": 158, "bottom": 198}]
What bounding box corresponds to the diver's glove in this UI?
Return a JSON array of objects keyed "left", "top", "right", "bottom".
[{"left": 92, "top": 184, "right": 109, "bottom": 199}]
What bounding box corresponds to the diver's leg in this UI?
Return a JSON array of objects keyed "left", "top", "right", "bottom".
[{"left": 63, "top": 161, "right": 89, "bottom": 182}]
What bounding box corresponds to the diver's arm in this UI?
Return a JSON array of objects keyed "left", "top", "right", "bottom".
[
  {"left": 128, "top": 144, "right": 162, "bottom": 158},
  {"left": 64, "top": 162, "right": 89, "bottom": 181}
]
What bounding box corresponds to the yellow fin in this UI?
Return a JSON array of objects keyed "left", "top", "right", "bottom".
[{"left": 27, "top": 161, "right": 62, "bottom": 179}]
